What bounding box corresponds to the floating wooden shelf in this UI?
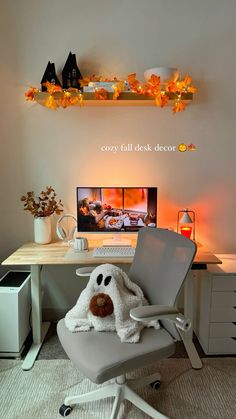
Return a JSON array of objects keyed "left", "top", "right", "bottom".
[{"left": 34, "top": 91, "right": 193, "bottom": 107}]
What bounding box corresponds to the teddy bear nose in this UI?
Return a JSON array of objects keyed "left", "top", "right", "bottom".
[
  {"left": 89, "top": 293, "right": 114, "bottom": 317},
  {"left": 97, "top": 297, "right": 106, "bottom": 307}
]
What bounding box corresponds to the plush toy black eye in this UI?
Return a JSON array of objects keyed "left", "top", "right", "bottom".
[
  {"left": 104, "top": 275, "right": 112, "bottom": 286},
  {"left": 97, "top": 274, "right": 103, "bottom": 286}
]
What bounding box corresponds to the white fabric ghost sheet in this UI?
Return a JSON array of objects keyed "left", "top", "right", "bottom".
[{"left": 65, "top": 263, "right": 160, "bottom": 343}]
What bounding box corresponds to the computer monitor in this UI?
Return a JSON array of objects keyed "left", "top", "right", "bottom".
[{"left": 76, "top": 187, "right": 157, "bottom": 233}]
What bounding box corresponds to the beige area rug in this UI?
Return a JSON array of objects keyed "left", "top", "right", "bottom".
[{"left": 1, "top": 358, "right": 236, "bottom": 419}]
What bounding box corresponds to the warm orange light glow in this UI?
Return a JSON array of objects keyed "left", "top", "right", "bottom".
[
  {"left": 102, "top": 188, "right": 123, "bottom": 208},
  {"left": 25, "top": 72, "right": 196, "bottom": 113},
  {"left": 124, "top": 188, "right": 147, "bottom": 212},
  {"left": 180, "top": 226, "right": 192, "bottom": 239}
]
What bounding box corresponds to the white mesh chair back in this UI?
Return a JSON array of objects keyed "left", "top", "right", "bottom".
[{"left": 129, "top": 228, "right": 197, "bottom": 338}]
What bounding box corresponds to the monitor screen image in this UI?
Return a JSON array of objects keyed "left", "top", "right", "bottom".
[{"left": 76, "top": 187, "right": 157, "bottom": 232}]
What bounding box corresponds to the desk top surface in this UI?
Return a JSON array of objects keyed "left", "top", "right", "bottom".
[
  {"left": 2, "top": 239, "right": 222, "bottom": 266},
  {"left": 207, "top": 254, "right": 236, "bottom": 274}
]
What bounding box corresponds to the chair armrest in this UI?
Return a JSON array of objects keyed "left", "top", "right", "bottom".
[
  {"left": 76, "top": 267, "right": 95, "bottom": 277},
  {"left": 130, "top": 305, "right": 191, "bottom": 332}
]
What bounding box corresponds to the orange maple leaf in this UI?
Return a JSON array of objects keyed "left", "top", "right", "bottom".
[
  {"left": 112, "top": 81, "right": 125, "bottom": 100},
  {"left": 144, "top": 75, "right": 161, "bottom": 97},
  {"left": 44, "top": 95, "right": 58, "bottom": 110},
  {"left": 183, "top": 75, "right": 192, "bottom": 86},
  {"left": 155, "top": 92, "right": 169, "bottom": 108},
  {"left": 188, "top": 143, "right": 196, "bottom": 151},
  {"left": 43, "top": 82, "right": 62, "bottom": 94},
  {"left": 175, "top": 75, "right": 197, "bottom": 94},
  {"left": 69, "top": 96, "right": 79, "bottom": 106},
  {"left": 188, "top": 85, "right": 197, "bottom": 93},
  {"left": 128, "top": 73, "right": 137, "bottom": 84},
  {"left": 25, "top": 87, "right": 38, "bottom": 101},
  {"left": 79, "top": 77, "right": 91, "bottom": 87},
  {"left": 128, "top": 73, "right": 143, "bottom": 94},
  {"left": 173, "top": 100, "right": 187, "bottom": 113},
  {"left": 79, "top": 93, "right": 84, "bottom": 106},
  {"left": 95, "top": 88, "right": 108, "bottom": 100},
  {"left": 58, "top": 92, "right": 71, "bottom": 108},
  {"left": 166, "top": 81, "right": 178, "bottom": 93},
  {"left": 147, "top": 74, "right": 160, "bottom": 88},
  {"left": 70, "top": 93, "right": 84, "bottom": 106}
]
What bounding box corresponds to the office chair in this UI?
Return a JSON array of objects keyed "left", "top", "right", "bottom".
[{"left": 57, "top": 228, "right": 197, "bottom": 419}]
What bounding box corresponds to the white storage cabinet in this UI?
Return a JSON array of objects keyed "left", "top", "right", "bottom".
[
  {"left": 0, "top": 271, "right": 31, "bottom": 357},
  {"left": 196, "top": 255, "right": 236, "bottom": 354}
]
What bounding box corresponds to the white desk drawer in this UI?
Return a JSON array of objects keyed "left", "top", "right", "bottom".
[
  {"left": 211, "top": 291, "right": 236, "bottom": 307},
  {"left": 212, "top": 276, "right": 236, "bottom": 291},
  {"left": 209, "top": 337, "right": 236, "bottom": 354},
  {"left": 209, "top": 322, "right": 236, "bottom": 338},
  {"left": 210, "top": 307, "right": 236, "bottom": 322}
]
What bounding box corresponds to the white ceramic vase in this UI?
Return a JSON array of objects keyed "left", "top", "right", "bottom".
[{"left": 34, "top": 216, "right": 52, "bottom": 244}]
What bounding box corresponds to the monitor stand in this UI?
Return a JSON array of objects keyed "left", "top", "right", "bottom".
[{"left": 102, "top": 236, "right": 132, "bottom": 247}]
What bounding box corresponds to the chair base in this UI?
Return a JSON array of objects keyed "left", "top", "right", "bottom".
[{"left": 60, "top": 373, "right": 168, "bottom": 419}]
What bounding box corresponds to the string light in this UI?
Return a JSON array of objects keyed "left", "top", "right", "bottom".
[{"left": 25, "top": 73, "right": 196, "bottom": 113}]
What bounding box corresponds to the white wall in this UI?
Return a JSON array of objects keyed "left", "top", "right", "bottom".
[{"left": 1, "top": 0, "right": 236, "bottom": 314}]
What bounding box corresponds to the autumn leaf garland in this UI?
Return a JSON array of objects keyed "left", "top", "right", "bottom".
[{"left": 25, "top": 73, "right": 197, "bottom": 113}]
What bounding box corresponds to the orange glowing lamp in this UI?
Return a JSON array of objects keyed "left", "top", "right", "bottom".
[
  {"left": 180, "top": 226, "right": 192, "bottom": 239},
  {"left": 177, "top": 208, "right": 195, "bottom": 241}
]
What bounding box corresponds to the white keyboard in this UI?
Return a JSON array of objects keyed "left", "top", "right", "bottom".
[{"left": 93, "top": 246, "right": 135, "bottom": 258}]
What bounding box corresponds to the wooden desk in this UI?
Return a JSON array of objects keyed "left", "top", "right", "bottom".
[
  {"left": 2, "top": 240, "right": 220, "bottom": 266},
  {"left": 2, "top": 240, "right": 221, "bottom": 370}
]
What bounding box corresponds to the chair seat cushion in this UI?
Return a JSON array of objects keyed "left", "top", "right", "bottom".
[{"left": 57, "top": 319, "right": 175, "bottom": 384}]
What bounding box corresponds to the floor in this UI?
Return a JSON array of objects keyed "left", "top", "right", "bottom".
[
  {"left": 2, "top": 357, "right": 236, "bottom": 418},
  {"left": 2, "top": 323, "right": 236, "bottom": 419}
]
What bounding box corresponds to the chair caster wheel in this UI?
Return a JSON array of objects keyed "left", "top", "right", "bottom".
[
  {"left": 150, "top": 379, "right": 161, "bottom": 390},
  {"left": 59, "top": 404, "right": 73, "bottom": 417}
]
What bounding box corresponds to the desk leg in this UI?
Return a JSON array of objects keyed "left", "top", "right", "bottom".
[
  {"left": 182, "top": 270, "right": 203, "bottom": 369},
  {"left": 22, "top": 265, "right": 50, "bottom": 371}
]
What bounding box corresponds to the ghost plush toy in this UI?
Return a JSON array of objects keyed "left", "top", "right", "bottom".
[{"left": 65, "top": 263, "right": 160, "bottom": 343}]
